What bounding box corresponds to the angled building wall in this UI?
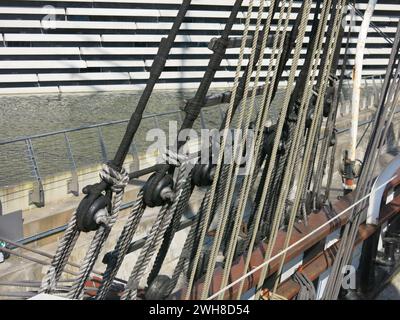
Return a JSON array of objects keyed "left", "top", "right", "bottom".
[{"left": 0, "top": 0, "right": 398, "bottom": 95}]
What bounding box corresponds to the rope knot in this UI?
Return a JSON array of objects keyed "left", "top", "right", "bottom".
[{"left": 100, "top": 163, "right": 129, "bottom": 193}]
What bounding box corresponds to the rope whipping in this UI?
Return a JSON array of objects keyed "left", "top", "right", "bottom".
[{"left": 68, "top": 165, "right": 129, "bottom": 299}]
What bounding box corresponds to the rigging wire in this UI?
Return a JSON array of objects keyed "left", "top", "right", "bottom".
[
  {"left": 206, "top": 173, "right": 396, "bottom": 300},
  {"left": 350, "top": 4, "right": 394, "bottom": 45},
  {"left": 198, "top": 0, "right": 265, "bottom": 300},
  {"left": 183, "top": 0, "right": 257, "bottom": 300},
  {"left": 235, "top": 0, "right": 312, "bottom": 300},
  {"left": 322, "top": 19, "right": 400, "bottom": 299},
  {"left": 24, "top": 0, "right": 400, "bottom": 302},
  {"left": 198, "top": 0, "right": 273, "bottom": 300},
  {"left": 40, "top": 1, "right": 193, "bottom": 297},
  {"left": 272, "top": 0, "right": 347, "bottom": 294},
  {"left": 250, "top": 0, "right": 313, "bottom": 301},
  {"left": 217, "top": 0, "right": 283, "bottom": 299}
]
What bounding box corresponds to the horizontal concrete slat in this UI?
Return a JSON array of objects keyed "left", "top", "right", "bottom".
[
  {"left": 0, "top": 74, "right": 38, "bottom": 83},
  {"left": 0, "top": 20, "right": 41, "bottom": 28},
  {"left": 12, "top": 0, "right": 256, "bottom": 5},
  {"left": 0, "top": 60, "right": 86, "bottom": 69},
  {"left": 59, "top": 84, "right": 143, "bottom": 93},
  {"left": 66, "top": 8, "right": 161, "bottom": 17},
  {"left": 1, "top": 0, "right": 399, "bottom": 94},
  {"left": 0, "top": 47, "right": 81, "bottom": 55},
  {"left": 137, "top": 70, "right": 243, "bottom": 80},
  {"left": 0, "top": 6, "right": 65, "bottom": 15},
  {"left": 49, "top": 20, "right": 138, "bottom": 30},
  {"left": 38, "top": 72, "right": 130, "bottom": 81},
  {"left": 4, "top": 33, "right": 101, "bottom": 42},
  {"left": 80, "top": 47, "right": 158, "bottom": 55},
  {"left": 81, "top": 47, "right": 213, "bottom": 55},
  {"left": 101, "top": 34, "right": 192, "bottom": 42},
  {"left": 10, "top": 0, "right": 400, "bottom": 10},
  {"left": 135, "top": 22, "right": 225, "bottom": 31},
  {"left": 0, "top": 86, "right": 59, "bottom": 95},
  {"left": 85, "top": 60, "right": 145, "bottom": 68}
]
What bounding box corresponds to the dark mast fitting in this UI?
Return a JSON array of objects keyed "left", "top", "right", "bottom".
[{"left": 0, "top": 0, "right": 397, "bottom": 301}]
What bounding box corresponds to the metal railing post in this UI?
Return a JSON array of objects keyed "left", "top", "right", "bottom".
[
  {"left": 129, "top": 141, "right": 140, "bottom": 174},
  {"left": 218, "top": 106, "right": 225, "bottom": 121},
  {"left": 199, "top": 109, "right": 207, "bottom": 129},
  {"left": 64, "top": 132, "right": 79, "bottom": 196},
  {"left": 25, "top": 139, "right": 44, "bottom": 208},
  {"left": 97, "top": 127, "right": 108, "bottom": 162}
]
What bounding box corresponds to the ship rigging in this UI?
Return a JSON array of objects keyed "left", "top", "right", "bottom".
[{"left": 0, "top": 0, "right": 400, "bottom": 301}]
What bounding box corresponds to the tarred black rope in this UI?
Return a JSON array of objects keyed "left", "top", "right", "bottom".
[
  {"left": 112, "top": 0, "right": 192, "bottom": 169},
  {"left": 143, "top": 1, "right": 244, "bottom": 287},
  {"left": 249, "top": 0, "right": 323, "bottom": 241},
  {"left": 77, "top": 0, "right": 193, "bottom": 218}
]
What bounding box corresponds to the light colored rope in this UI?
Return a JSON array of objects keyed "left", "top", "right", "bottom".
[
  {"left": 245, "top": 0, "right": 312, "bottom": 301},
  {"left": 95, "top": 190, "right": 146, "bottom": 300},
  {"left": 261, "top": 289, "right": 288, "bottom": 300},
  {"left": 121, "top": 204, "right": 169, "bottom": 300},
  {"left": 39, "top": 215, "right": 79, "bottom": 293},
  {"left": 274, "top": 0, "right": 346, "bottom": 293},
  {"left": 324, "top": 46, "right": 400, "bottom": 298},
  {"left": 41, "top": 164, "right": 129, "bottom": 297},
  {"left": 200, "top": 0, "right": 268, "bottom": 300},
  {"left": 271, "top": 0, "right": 341, "bottom": 293},
  {"left": 238, "top": 0, "right": 293, "bottom": 262},
  {"left": 206, "top": 174, "right": 396, "bottom": 300},
  {"left": 168, "top": 188, "right": 212, "bottom": 294},
  {"left": 236, "top": 0, "right": 296, "bottom": 299},
  {"left": 218, "top": 0, "right": 283, "bottom": 300},
  {"left": 293, "top": 271, "right": 316, "bottom": 300},
  {"left": 68, "top": 164, "right": 129, "bottom": 299},
  {"left": 184, "top": 0, "right": 256, "bottom": 300},
  {"left": 122, "top": 158, "right": 190, "bottom": 300}
]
